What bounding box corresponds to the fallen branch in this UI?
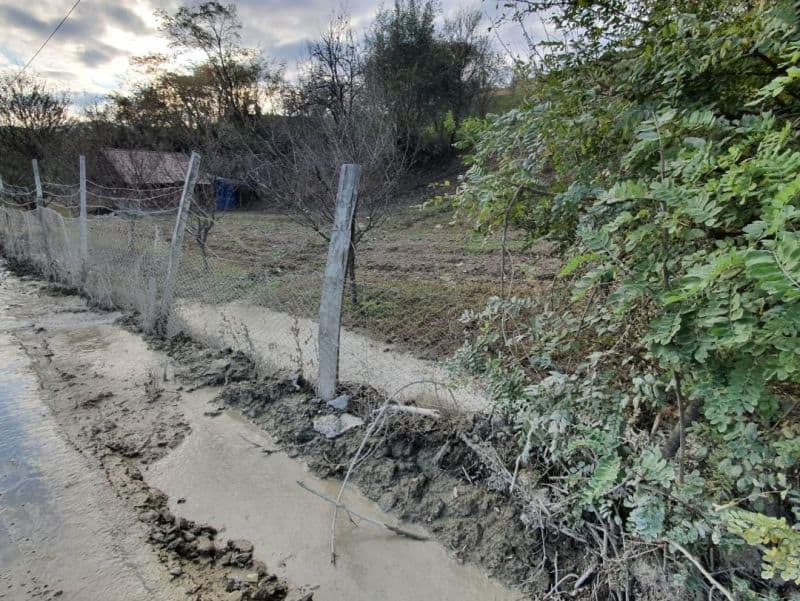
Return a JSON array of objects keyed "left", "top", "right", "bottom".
[
  {"left": 238, "top": 433, "right": 280, "bottom": 455},
  {"left": 297, "top": 480, "right": 428, "bottom": 541},
  {"left": 330, "top": 380, "right": 448, "bottom": 565},
  {"left": 661, "top": 399, "right": 703, "bottom": 459},
  {"left": 379, "top": 405, "right": 441, "bottom": 419},
  {"left": 667, "top": 539, "right": 734, "bottom": 601}
]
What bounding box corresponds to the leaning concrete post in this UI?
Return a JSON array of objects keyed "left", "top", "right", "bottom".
[
  {"left": 32, "top": 159, "right": 53, "bottom": 277},
  {"left": 160, "top": 151, "right": 200, "bottom": 327},
  {"left": 79, "top": 155, "right": 88, "bottom": 282},
  {"left": 317, "top": 164, "right": 361, "bottom": 400}
]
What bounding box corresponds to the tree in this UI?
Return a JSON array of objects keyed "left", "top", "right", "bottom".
[
  {"left": 441, "top": 8, "right": 502, "bottom": 131},
  {"left": 0, "top": 74, "right": 71, "bottom": 183},
  {"left": 290, "top": 12, "right": 361, "bottom": 124},
  {"left": 365, "top": 0, "right": 440, "bottom": 145},
  {"left": 267, "top": 12, "right": 405, "bottom": 305},
  {"left": 157, "top": 1, "right": 282, "bottom": 126},
  {"left": 453, "top": 0, "right": 800, "bottom": 597},
  {"left": 365, "top": 1, "right": 501, "bottom": 152}
]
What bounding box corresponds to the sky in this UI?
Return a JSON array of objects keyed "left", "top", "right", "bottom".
[{"left": 0, "top": 0, "right": 537, "bottom": 103}]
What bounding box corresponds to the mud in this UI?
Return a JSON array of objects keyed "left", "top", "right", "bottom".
[
  {"left": 161, "top": 335, "right": 581, "bottom": 598},
  {"left": 1, "top": 264, "right": 530, "bottom": 600},
  {"left": 0, "top": 269, "right": 297, "bottom": 600},
  {"left": 146, "top": 384, "right": 518, "bottom": 601},
  {"left": 171, "top": 300, "right": 489, "bottom": 410}
]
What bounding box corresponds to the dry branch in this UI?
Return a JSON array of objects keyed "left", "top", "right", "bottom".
[{"left": 297, "top": 480, "right": 428, "bottom": 541}]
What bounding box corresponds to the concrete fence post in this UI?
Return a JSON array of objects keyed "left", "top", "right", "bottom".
[
  {"left": 317, "top": 164, "right": 362, "bottom": 400},
  {"left": 79, "top": 155, "right": 88, "bottom": 282},
  {"left": 160, "top": 151, "right": 201, "bottom": 327},
  {"left": 32, "top": 159, "right": 53, "bottom": 277}
]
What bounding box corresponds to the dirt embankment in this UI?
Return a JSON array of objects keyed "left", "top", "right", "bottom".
[{"left": 154, "top": 332, "right": 592, "bottom": 598}]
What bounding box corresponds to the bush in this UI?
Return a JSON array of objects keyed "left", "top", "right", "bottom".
[{"left": 453, "top": 0, "right": 800, "bottom": 597}]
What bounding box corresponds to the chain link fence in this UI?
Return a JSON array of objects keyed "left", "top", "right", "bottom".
[{"left": 0, "top": 165, "right": 494, "bottom": 410}]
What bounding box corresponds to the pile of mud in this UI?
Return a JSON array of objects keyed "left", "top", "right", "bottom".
[
  {"left": 159, "top": 333, "right": 593, "bottom": 597},
  {"left": 120, "top": 458, "right": 298, "bottom": 601}
]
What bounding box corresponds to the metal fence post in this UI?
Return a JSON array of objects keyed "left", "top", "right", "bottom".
[
  {"left": 79, "top": 155, "right": 88, "bottom": 282},
  {"left": 160, "top": 151, "right": 201, "bottom": 327},
  {"left": 32, "top": 159, "right": 53, "bottom": 278},
  {"left": 317, "top": 164, "right": 362, "bottom": 400}
]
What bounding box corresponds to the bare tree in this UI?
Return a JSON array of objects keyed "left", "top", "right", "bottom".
[
  {"left": 0, "top": 74, "right": 71, "bottom": 183},
  {"left": 289, "top": 12, "right": 361, "bottom": 125},
  {"left": 254, "top": 107, "right": 403, "bottom": 306},
  {"left": 251, "top": 12, "right": 405, "bottom": 306}
]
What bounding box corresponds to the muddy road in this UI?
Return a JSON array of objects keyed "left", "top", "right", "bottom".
[{"left": 0, "top": 266, "right": 524, "bottom": 601}]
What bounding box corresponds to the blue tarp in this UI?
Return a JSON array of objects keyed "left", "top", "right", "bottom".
[{"left": 215, "top": 177, "right": 238, "bottom": 211}]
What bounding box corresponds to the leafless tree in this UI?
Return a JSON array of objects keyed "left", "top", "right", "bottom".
[
  {"left": 0, "top": 73, "right": 71, "bottom": 183},
  {"left": 250, "top": 12, "right": 405, "bottom": 306}
]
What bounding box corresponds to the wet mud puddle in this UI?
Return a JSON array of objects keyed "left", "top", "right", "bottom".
[
  {"left": 147, "top": 395, "right": 521, "bottom": 601},
  {"left": 0, "top": 280, "right": 175, "bottom": 600}
]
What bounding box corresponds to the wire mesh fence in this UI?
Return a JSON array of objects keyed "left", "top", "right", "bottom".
[{"left": 0, "top": 169, "right": 494, "bottom": 410}]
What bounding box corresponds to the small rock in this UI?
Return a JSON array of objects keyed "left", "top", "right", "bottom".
[
  {"left": 312, "top": 413, "right": 364, "bottom": 439},
  {"left": 139, "top": 510, "right": 159, "bottom": 523},
  {"left": 253, "top": 581, "right": 288, "bottom": 601},
  {"left": 253, "top": 560, "right": 268, "bottom": 577},
  {"left": 246, "top": 572, "right": 260, "bottom": 583},
  {"left": 228, "top": 539, "right": 254, "bottom": 554},
  {"left": 150, "top": 531, "right": 166, "bottom": 544},
  {"left": 294, "top": 429, "right": 315, "bottom": 444},
  {"left": 169, "top": 566, "right": 183, "bottom": 578},
  {"left": 326, "top": 394, "right": 350, "bottom": 411},
  {"left": 183, "top": 531, "right": 196, "bottom": 543},
  {"left": 195, "top": 536, "right": 215, "bottom": 556}
]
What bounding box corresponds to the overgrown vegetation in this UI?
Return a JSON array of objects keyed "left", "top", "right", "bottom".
[{"left": 453, "top": 0, "right": 800, "bottom": 598}]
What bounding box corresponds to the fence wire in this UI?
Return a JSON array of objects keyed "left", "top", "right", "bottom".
[{"left": 0, "top": 185, "right": 490, "bottom": 410}]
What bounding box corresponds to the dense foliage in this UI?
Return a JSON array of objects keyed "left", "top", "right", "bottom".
[{"left": 454, "top": 0, "right": 800, "bottom": 597}]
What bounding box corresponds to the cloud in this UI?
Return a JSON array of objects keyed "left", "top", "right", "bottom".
[
  {"left": 0, "top": 0, "right": 535, "bottom": 97},
  {"left": 79, "top": 42, "right": 121, "bottom": 68},
  {"left": 0, "top": 5, "right": 49, "bottom": 37}
]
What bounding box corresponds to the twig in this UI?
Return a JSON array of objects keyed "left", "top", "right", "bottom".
[
  {"left": 297, "top": 480, "right": 427, "bottom": 541},
  {"left": 330, "top": 380, "right": 443, "bottom": 565},
  {"left": 379, "top": 404, "right": 441, "bottom": 419},
  {"left": 238, "top": 433, "right": 280, "bottom": 455},
  {"left": 667, "top": 540, "right": 735, "bottom": 601}
]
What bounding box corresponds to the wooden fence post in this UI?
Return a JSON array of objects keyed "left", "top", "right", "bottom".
[
  {"left": 160, "top": 151, "right": 200, "bottom": 326},
  {"left": 32, "top": 159, "right": 53, "bottom": 277},
  {"left": 317, "top": 164, "right": 362, "bottom": 400},
  {"left": 79, "top": 155, "right": 88, "bottom": 281}
]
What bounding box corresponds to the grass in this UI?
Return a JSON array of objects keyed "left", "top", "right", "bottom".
[{"left": 82, "top": 203, "right": 555, "bottom": 361}]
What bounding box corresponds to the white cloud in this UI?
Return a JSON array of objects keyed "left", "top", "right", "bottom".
[{"left": 0, "top": 0, "right": 533, "bottom": 98}]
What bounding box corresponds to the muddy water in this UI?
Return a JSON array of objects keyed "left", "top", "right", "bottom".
[
  {"left": 0, "top": 278, "right": 176, "bottom": 600},
  {"left": 147, "top": 394, "right": 521, "bottom": 601}
]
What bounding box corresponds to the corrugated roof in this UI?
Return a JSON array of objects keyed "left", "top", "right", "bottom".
[{"left": 102, "top": 149, "right": 210, "bottom": 186}]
